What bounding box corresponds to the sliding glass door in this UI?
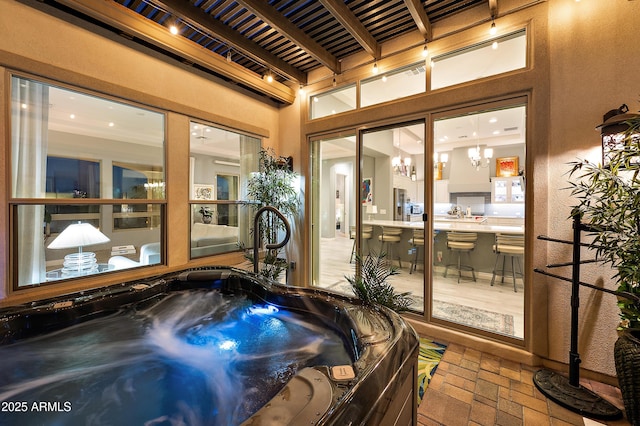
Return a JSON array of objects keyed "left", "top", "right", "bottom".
[
  {"left": 431, "top": 103, "right": 526, "bottom": 339},
  {"left": 310, "top": 133, "right": 356, "bottom": 291},
  {"left": 310, "top": 122, "right": 426, "bottom": 313}
]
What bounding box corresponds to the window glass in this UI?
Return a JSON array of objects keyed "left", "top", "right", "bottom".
[
  {"left": 189, "top": 121, "right": 260, "bottom": 258},
  {"left": 431, "top": 29, "right": 527, "bottom": 90},
  {"left": 10, "top": 76, "right": 165, "bottom": 287},
  {"left": 310, "top": 84, "right": 357, "bottom": 119},
  {"left": 361, "top": 63, "right": 426, "bottom": 107}
]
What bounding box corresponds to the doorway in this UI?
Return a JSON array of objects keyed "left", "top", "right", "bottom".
[{"left": 431, "top": 103, "right": 526, "bottom": 339}]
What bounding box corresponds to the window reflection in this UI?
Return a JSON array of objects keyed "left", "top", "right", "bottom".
[
  {"left": 10, "top": 76, "right": 165, "bottom": 287},
  {"left": 431, "top": 29, "right": 527, "bottom": 90},
  {"left": 189, "top": 121, "right": 260, "bottom": 258}
]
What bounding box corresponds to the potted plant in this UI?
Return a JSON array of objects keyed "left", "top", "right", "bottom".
[
  {"left": 198, "top": 206, "right": 213, "bottom": 224},
  {"left": 345, "top": 252, "right": 413, "bottom": 312},
  {"left": 568, "top": 112, "right": 640, "bottom": 424},
  {"left": 245, "top": 148, "right": 299, "bottom": 281}
]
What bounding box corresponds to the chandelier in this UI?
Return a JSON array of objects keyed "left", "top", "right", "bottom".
[{"left": 468, "top": 145, "right": 493, "bottom": 170}]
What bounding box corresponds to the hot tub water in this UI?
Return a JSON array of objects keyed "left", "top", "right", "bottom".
[{"left": 0, "top": 289, "right": 352, "bottom": 425}]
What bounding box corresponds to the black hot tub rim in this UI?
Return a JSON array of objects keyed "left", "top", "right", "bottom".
[{"left": 0, "top": 266, "right": 419, "bottom": 426}]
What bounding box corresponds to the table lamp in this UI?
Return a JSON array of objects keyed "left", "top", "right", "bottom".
[
  {"left": 366, "top": 204, "right": 378, "bottom": 221},
  {"left": 47, "top": 221, "right": 110, "bottom": 277}
]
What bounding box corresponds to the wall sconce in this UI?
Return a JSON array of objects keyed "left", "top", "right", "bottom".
[
  {"left": 434, "top": 152, "right": 449, "bottom": 180},
  {"left": 597, "top": 104, "right": 640, "bottom": 167},
  {"left": 468, "top": 145, "right": 493, "bottom": 170},
  {"left": 47, "top": 221, "right": 110, "bottom": 277}
]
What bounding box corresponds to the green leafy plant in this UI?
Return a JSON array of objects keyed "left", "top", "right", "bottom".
[
  {"left": 568, "top": 115, "right": 640, "bottom": 333},
  {"left": 245, "top": 147, "right": 299, "bottom": 280},
  {"left": 345, "top": 252, "right": 413, "bottom": 312},
  {"left": 198, "top": 206, "right": 213, "bottom": 218}
]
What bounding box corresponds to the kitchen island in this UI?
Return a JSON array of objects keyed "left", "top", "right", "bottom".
[{"left": 361, "top": 218, "right": 524, "bottom": 283}]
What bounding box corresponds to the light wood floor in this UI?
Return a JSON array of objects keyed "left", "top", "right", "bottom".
[{"left": 317, "top": 232, "right": 525, "bottom": 339}]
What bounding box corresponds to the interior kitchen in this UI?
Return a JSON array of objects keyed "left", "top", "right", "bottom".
[{"left": 315, "top": 104, "right": 526, "bottom": 338}]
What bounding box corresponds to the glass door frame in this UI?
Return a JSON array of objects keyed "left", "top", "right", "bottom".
[
  {"left": 307, "top": 96, "right": 528, "bottom": 345},
  {"left": 428, "top": 96, "right": 528, "bottom": 345}
]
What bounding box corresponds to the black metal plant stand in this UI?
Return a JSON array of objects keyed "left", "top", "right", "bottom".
[{"left": 533, "top": 213, "right": 622, "bottom": 420}]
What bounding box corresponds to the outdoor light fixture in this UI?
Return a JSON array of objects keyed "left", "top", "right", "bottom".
[
  {"left": 597, "top": 104, "right": 640, "bottom": 167},
  {"left": 48, "top": 221, "right": 110, "bottom": 277}
]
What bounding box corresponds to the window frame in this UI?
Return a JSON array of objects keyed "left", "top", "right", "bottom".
[{"left": 8, "top": 73, "right": 168, "bottom": 290}]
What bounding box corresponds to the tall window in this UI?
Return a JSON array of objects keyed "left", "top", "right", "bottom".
[
  {"left": 188, "top": 121, "right": 260, "bottom": 259},
  {"left": 10, "top": 76, "right": 165, "bottom": 287}
]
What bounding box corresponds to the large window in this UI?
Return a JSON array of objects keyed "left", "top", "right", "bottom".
[
  {"left": 188, "top": 121, "right": 260, "bottom": 259},
  {"left": 431, "top": 29, "right": 527, "bottom": 90},
  {"left": 10, "top": 76, "right": 165, "bottom": 287},
  {"left": 361, "top": 63, "right": 426, "bottom": 108},
  {"left": 309, "top": 84, "right": 357, "bottom": 120}
]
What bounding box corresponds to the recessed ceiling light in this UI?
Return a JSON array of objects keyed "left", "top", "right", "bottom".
[
  {"left": 489, "top": 117, "right": 498, "bottom": 123},
  {"left": 108, "top": 122, "right": 115, "bottom": 127},
  {"left": 493, "top": 130, "right": 500, "bottom": 135},
  {"left": 70, "top": 114, "right": 75, "bottom": 119}
]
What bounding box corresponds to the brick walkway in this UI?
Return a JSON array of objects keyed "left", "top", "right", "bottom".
[{"left": 418, "top": 340, "right": 630, "bottom": 426}]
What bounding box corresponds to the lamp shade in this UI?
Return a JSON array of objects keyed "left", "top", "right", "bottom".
[
  {"left": 48, "top": 222, "right": 110, "bottom": 250},
  {"left": 366, "top": 205, "right": 378, "bottom": 215}
]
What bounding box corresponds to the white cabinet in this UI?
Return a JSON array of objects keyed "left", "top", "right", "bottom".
[
  {"left": 434, "top": 180, "right": 449, "bottom": 203},
  {"left": 492, "top": 176, "right": 524, "bottom": 203}
]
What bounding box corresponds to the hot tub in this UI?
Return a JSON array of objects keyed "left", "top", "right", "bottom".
[{"left": 0, "top": 267, "right": 419, "bottom": 425}]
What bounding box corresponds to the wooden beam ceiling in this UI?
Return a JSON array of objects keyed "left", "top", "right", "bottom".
[
  {"left": 54, "top": 0, "right": 296, "bottom": 104},
  {"left": 234, "top": 0, "right": 342, "bottom": 74},
  {"left": 154, "top": 0, "right": 306, "bottom": 84},
  {"left": 489, "top": 0, "right": 499, "bottom": 17},
  {"left": 403, "top": 0, "right": 433, "bottom": 41},
  {"left": 318, "top": 0, "right": 380, "bottom": 59}
]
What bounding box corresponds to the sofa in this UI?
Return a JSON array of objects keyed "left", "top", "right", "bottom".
[
  {"left": 108, "top": 242, "right": 161, "bottom": 270},
  {"left": 190, "top": 223, "right": 239, "bottom": 257}
]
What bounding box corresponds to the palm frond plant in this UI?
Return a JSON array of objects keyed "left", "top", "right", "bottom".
[
  {"left": 245, "top": 147, "right": 299, "bottom": 280},
  {"left": 345, "top": 251, "right": 413, "bottom": 312},
  {"left": 567, "top": 112, "right": 640, "bottom": 423},
  {"left": 567, "top": 114, "right": 640, "bottom": 334}
]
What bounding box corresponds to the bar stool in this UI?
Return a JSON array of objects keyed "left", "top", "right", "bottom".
[
  {"left": 350, "top": 225, "right": 373, "bottom": 263},
  {"left": 409, "top": 228, "right": 425, "bottom": 274},
  {"left": 378, "top": 227, "right": 403, "bottom": 267},
  {"left": 491, "top": 233, "right": 524, "bottom": 292},
  {"left": 444, "top": 232, "right": 477, "bottom": 282}
]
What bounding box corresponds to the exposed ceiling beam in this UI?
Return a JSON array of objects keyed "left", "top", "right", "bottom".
[
  {"left": 318, "top": 0, "right": 380, "bottom": 59},
  {"left": 153, "top": 0, "right": 306, "bottom": 84},
  {"left": 53, "top": 0, "right": 295, "bottom": 104},
  {"left": 234, "top": 0, "right": 341, "bottom": 74},
  {"left": 489, "top": 0, "right": 499, "bottom": 17},
  {"left": 403, "top": 0, "right": 432, "bottom": 41}
]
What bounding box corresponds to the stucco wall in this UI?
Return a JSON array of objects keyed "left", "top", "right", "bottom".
[{"left": 546, "top": 0, "right": 640, "bottom": 377}]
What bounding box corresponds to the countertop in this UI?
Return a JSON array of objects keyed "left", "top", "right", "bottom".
[{"left": 363, "top": 218, "right": 524, "bottom": 235}]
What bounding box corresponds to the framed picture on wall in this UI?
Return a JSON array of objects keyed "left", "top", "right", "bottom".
[
  {"left": 193, "top": 184, "right": 214, "bottom": 200},
  {"left": 361, "top": 178, "right": 373, "bottom": 205},
  {"left": 496, "top": 156, "right": 519, "bottom": 177}
]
